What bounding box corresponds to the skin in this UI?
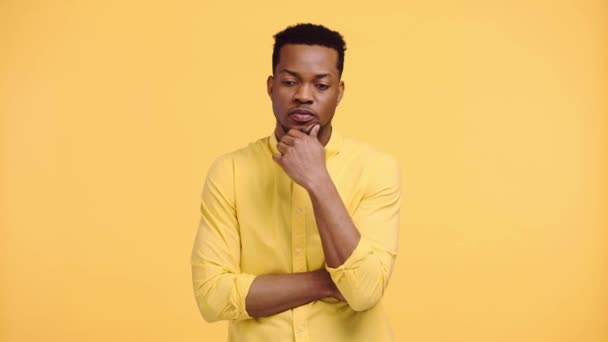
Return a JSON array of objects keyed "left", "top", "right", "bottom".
[{"left": 246, "top": 44, "right": 361, "bottom": 318}]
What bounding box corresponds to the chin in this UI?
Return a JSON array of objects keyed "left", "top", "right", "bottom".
[{"left": 280, "top": 122, "right": 310, "bottom": 132}]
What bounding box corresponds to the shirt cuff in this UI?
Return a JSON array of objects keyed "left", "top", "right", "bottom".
[
  {"left": 324, "top": 237, "right": 373, "bottom": 283},
  {"left": 230, "top": 273, "right": 257, "bottom": 320}
]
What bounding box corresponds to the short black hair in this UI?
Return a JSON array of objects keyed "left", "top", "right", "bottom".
[{"left": 272, "top": 23, "right": 347, "bottom": 76}]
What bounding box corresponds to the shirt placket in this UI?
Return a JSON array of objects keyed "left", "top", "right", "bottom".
[{"left": 291, "top": 181, "right": 309, "bottom": 342}]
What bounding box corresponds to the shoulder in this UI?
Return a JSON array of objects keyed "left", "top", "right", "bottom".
[{"left": 206, "top": 136, "right": 271, "bottom": 176}]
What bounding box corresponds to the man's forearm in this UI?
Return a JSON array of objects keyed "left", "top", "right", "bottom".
[
  {"left": 272, "top": 126, "right": 360, "bottom": 269},
  {"left": 307, "top": 173, "right": 361, "bottom": 268},
  {"left": 245, "top": 268, "right": 336, "bottom": 318}
]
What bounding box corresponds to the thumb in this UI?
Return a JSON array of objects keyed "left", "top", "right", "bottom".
[{"left": 309, "top": 124, "right": 320, "bottom": 138}]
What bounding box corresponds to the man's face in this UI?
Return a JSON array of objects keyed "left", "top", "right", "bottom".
[{"left": 267, "top": 44, "right": 344, "bottom": 135}]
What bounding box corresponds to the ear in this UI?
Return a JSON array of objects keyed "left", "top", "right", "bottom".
[
  {"left": 337, "top": 80, "right": 345, "bottom": 104},
  {"left": 267, "top": 75, "right": 274, "bottom": 98}
]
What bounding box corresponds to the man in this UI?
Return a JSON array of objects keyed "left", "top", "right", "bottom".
[{"left": 191, "top": 23, "right": 401, "bottom": 341}]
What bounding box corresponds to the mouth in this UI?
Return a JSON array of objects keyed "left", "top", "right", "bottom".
[{"left": 288, "top": 108, "right": 317, "bottom": 124}]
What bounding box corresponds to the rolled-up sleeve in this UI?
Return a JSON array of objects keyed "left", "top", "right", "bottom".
[
  {"left": 191, "top": 155, "right": 256, "bottom": 322},
  {"left": 325, "top": 155, "right": 401, "bottom": 312}
]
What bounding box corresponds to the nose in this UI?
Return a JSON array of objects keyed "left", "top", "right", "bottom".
[{"left": 294, "top": 84, "right": 313, "bottom": 104}]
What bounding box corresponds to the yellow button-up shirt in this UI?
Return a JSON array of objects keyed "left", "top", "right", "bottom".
[{"left": 191, "top": 128, "right": 401, "bottom": 342}]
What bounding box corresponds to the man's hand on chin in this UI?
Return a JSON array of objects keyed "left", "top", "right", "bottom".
[{"left": 272, "top": 124, "right": 330, "bottom": 191}]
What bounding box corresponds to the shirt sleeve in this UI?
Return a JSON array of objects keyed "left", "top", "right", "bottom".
[
  {"left": 325, "top": 154, "right": 401, "bottom": 312},
  {"left": 191, "top": 154, "right": 256, "bottom": 322}
]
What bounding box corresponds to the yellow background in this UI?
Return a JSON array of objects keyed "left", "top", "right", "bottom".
[{"left": 1, "top": 0, "right": 606, "bottom": 341}]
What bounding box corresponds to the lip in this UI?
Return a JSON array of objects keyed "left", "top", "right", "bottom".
[
  {"left": 288, "top": 107, "right": 316, "bottom": 116},
  {"left": 290, "top": 113, "right": 316, "bottom": 123},
  {"left": 288, "top": 108, "right": 317, "bottom": 124}
]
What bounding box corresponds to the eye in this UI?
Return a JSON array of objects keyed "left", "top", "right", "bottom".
[
  {"left": 316, "top": 83, "right": 330, "bottom": 90},
  {"left": 282, "top": 80, "right": 296, "bottom": 86}
]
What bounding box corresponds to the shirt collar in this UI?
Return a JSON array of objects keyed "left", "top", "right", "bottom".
[{"left": 268, "top": 126, "right": 343, "bottom": 158}]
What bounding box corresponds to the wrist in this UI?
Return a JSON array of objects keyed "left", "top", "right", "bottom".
[
  {"left": 305, "top": 170, "right": 332, "bottom": 195},
  {"left": 311, "top": 268, "right": 334, "bottom": 298}
]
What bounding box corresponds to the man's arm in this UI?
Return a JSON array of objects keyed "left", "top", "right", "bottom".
[
  {"left": 273, "top": 125, "right": 401, "bottom": 311},
  {"left": 245, "top": 268, "right": 343, "bottom": 318},
  {"left": 273, "top": 126, "right": 360, "bottom": 267},
  {"left": 307, "top": 174, "right": 360, "bottom": 268}
]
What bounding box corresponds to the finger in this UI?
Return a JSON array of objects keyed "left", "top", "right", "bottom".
[
  {"left": 309, "top": 124, "right": 320, "bottom": 138},
  {"left": 272, "top": 154, "right": 282, "bottom": 164},
  {"left": 303, "top": 124, "right": 315, "bottom": 135},
  {"left": 280, "top": 135, "right": 296, "bottom": 145},
  {"left": 287, "top": 128, "right": 306, "bottom": 138},
  {"left": 277, "top": 141, "right": 290, "bottom": 155}
]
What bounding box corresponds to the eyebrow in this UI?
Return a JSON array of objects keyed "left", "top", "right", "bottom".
[{"left": 279, "top": 69, "right": 332, "bottom": 79}]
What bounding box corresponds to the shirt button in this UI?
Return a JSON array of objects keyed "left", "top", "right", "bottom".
[
  {"left": 295, "top": 248, "right": 302, "bottom": 254},
  {"left": 298, "top": 325, "right": 305, "bottom": 333},
  {"left": 295, "top": 207, "right": 302, "bottom": 214}
]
